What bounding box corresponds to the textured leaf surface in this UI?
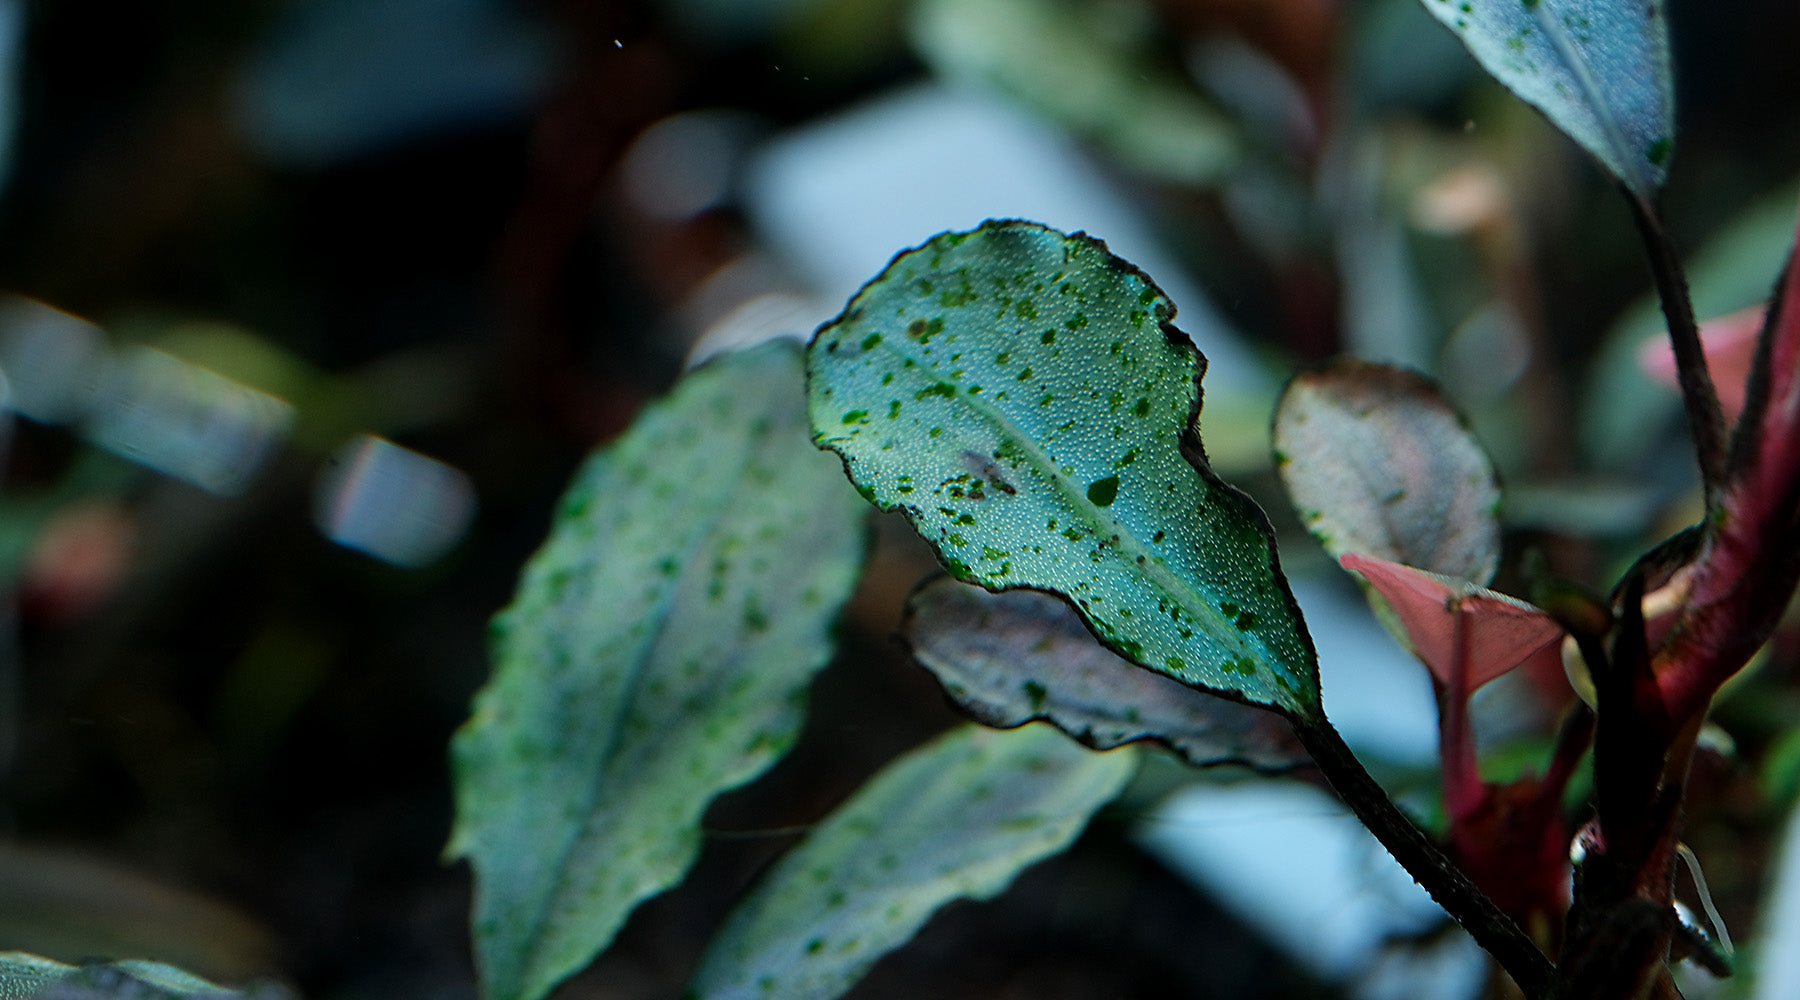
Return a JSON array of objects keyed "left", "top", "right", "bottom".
[
  {"left": 0, "top": 954, "right": 281, "bottom": 999},
  {"left": 448, "top": 342, "right": 868, "bottom": 1000},
  {"left": 689, "top": 723, "right": 1136, "bottom": 1000},
  {"left": 1415, "top": 0, "right": 1674, "bottom": 196},
  {"left": 1343, "top": 553, "right": 1562, "bottom": 693},
  {"left": 809, "top": 220, "right": 1319, "bottom": 717},
  {"left": 1275, "top": 361, "right": 1500, "bottom": 585},
  {"left": 905, "top": 579, "right": 1307, "bottom": 771}
]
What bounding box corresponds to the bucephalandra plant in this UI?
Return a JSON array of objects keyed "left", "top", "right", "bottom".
[
  {"left": 436, "top": 1, "right": 1800, "bottom": 999},
  {"left": 10, "top": 2, "right": 1797, "bottom": 1000}
]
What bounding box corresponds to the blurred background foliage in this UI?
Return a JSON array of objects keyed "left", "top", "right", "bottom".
[{"left": 1, "top": 1, "right": 1799, "bottom": 998}]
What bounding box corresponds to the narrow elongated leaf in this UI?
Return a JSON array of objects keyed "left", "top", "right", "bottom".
[
  {"left": 808, "top": 220, "right": 1319, "bottom": 717},
  {"left": 1657, "top": 219, "right": 1800, "bottom": 722},
  {"left": 1414, "top": 0, "right": 1674, "bottom": 196},
  {"left": 689, "top": 723, "right": 1136, "bottom": 1000},
  {"left": 1342, "top": 553, "right": 1563, "bottom": 693},
  {"left": 448, "top": 341, "right": 868, "bottom": 1000},
  {"left": 1274, "top": 360, "right": 1501, "bottom": 585},
  {"left": 905, "top": 578, "right": 1307, "bottom": 771}
]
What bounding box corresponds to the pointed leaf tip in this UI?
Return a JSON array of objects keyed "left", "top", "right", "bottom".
[
  {"left": 808, "top": 220, "right": 1321, "bottom": 718},
  {"left": 451, "top": 341, "right": 868, "bottom": 1000},
  {"left": 1343, "top": 553, "right": 1562, "bottom": 693},
  {"left": 1415, "top": 0, "right": 1675, "bottom": 196}
]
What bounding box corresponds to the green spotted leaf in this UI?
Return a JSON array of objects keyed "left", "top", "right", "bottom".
[
  {"left": 448, "top": 341, "right": 868, "bottom": 1000},
  {"left": 688, "top": 723, "right": 1136, "bottom": 1000},
  {"left": 808, "top": 220, "right": 1320, "bottom": 718},
  {"left": 904, "top": 579, "right": 1307, "bottom": 771},
  {"left": 0, "top": 954, "right": 285, "bottom": 999},
  {"left": 1415, "top": 0, "right": 1674, "bottom": 196}
]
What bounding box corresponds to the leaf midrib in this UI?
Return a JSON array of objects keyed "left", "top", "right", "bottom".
[
  {"left": 503, "top": 416, "right": 774, "bottom": 1000},
  {"left": 869, "top": 330, "right": 1267, "bottom": 682},
  {"left": 1526, "top": 0, "right": 1652, "bottom": 193}
]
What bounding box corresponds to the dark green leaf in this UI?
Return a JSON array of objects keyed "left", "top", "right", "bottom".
[
  {"left": 448, "top": 341, "right": 869, "bottom": 1000},
  {"left": 808, "top": 220, "right": 1319, "bottom": 718}
]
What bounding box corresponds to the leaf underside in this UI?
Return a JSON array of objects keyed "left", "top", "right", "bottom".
[
  {"left": 448, "top": 342, "right": 868, "bottom": 1000},
  {"left": 905, "top": 579, "right": 1308, "bottom": 771},
  {"left": 688, "top": 723, "right": 1137, "bottom": 1000},
  {"left": 808, "top": 219, "right": 1319, "bottom": 718},
  {"left": 1415, "top": 0, "right": 1674, "bottom": 196},
  {"left": 1275, "top": 360, "right": 1502, "bottom": 585}
]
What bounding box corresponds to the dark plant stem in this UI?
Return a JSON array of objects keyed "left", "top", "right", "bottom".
[
  {"left": 1291, "top": 716, "right": 1555, "bottom": 1000},
  {"left": 1627, "top": 195, "right": 1728, "bottom": 506}
]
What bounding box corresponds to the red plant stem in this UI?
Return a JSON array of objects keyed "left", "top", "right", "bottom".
[
  {"left": 1291, "top": 716, "right": 1554, "bottom": 998},
  {"left": 1441, "top": 600, "right": 1484, "bottom": 824},
  {"left": 1657, "top": 236, "right": 1800, "bottom": 723}
]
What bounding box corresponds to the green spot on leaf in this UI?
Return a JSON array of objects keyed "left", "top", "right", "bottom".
[{"left": 1086, "top": 476, "right": 1120, "bottom": 507}]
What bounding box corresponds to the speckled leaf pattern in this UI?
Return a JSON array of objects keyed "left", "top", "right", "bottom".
[
  {"left": 688, "top": 723, "right": 1136, "bottom": 1000},
  {"left": 905, "top": 579, "right": 1308, "bottom": 771},
  {"left": 0, "top": 953, "right": 281, "bottom": 999},
  {"left": 447, "top": 342, "right": 868, "bottom": 1000},
  {"left": 809, "top": 221, "right": 1320, "bottom": 717},
  {"left": 1275, "top": 361, "right": 1501, "bottom": 585},
  {"left": 1416, "top": 0, "right": 1674, "bottom": 196}
]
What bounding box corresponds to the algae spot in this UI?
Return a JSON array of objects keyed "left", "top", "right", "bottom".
[
  {"left": 1133, "top": 398, "right": 1150, "bottom": 418},
  {"left": 888, "top": 400, "right": 902, "bottom": 420},
  {"left": 1022, "top": 680, "right": 1048, "bottom": 710},
  {"left": 842, "top": 409, "right": 869, "bottom": 425},
  {"left": 1086, "top": 476, "right": 1121, "bottom": 507},
  {"left": 916, "top": 382, "right": 957, "bottom": 401},
  {"left": 1647, "top": 137, "right": 1672, "bottom": 167},
  {"left": 861, "top": 333, "right": 883, "bottom": 352},
  {"left": 1065, "top": 312, "right": 1088, "bottom": 330},
  {"left": 1166, "top": 655, "right": 1186, "bottom": 671},
  {"left": 1041, "top": 330, "right": 1056, "bottom": 345}
]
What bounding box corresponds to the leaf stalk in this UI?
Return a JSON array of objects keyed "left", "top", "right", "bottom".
[
  {"left": 1290, "top": 716, "right": 1555, "bottom": 999},
  {"left": 1627, "top": 197, "right": 1728, "bottom": 506}
]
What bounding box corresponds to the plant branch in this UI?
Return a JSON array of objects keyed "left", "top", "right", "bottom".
[
  {"left": 1291, "top": 716, "right": 1555, "bottom": 999},
  {"left": 1627, "top": 196, "right": 1728, "bottom": 506}
]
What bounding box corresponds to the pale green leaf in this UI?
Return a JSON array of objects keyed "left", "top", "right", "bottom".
[
  {"left": 448, "top": 341, "right": 868, "bottom": 1000},
  {"left": 1414, "top": 0, "right": 1674, "bottom": 196},
  {"left": 911, "top": 0, "right": 1237, "bottom": 187},
  {"left": 689, "top": 723, "right": 1136, "bottom": 1000},
  {"left": 808, "top": 220, "right": 1319, "bottom": 717},
  {"left": 904, "top": 579, "right": 1307, "bottom": 771},
  {"left": 1273, "top": 360, "right": 1501, "bottom": 584}
]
